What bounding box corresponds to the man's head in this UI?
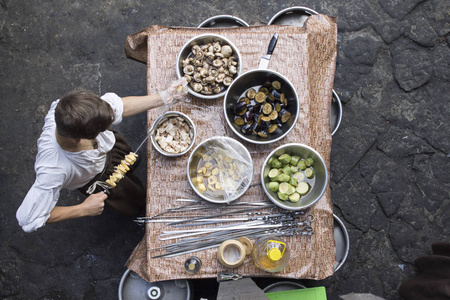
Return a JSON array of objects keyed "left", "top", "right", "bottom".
[{"left": 55, "top": 90, "right": 114, "bottom": 140}]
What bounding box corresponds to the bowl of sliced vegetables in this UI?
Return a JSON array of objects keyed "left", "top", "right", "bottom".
[
  {"left": 261, "top": 143, "right": 328, "bottom": 210},
  {"left": 187, "top": 136, "right": 253, "bottom": 203},
  {"left": 223, "top": 69, "right": 299, "bottom": 144}
]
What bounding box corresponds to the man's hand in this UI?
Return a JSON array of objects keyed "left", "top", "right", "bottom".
[
  {"left": 80, "top": 192, "right": 108, "bottom": 216},
  {"left": 46, "top": 192, "right": 108, "bottom": 224}
]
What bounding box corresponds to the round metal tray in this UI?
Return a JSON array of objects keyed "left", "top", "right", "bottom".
[{"left": 118, "top": 269, "right": 191, "bottom": 300}]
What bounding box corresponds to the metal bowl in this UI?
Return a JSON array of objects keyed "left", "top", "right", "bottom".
[
  {"left": 261, "top": 143, "right": 328, "bottom": 210},
  {"left": 150, "top": 111, "right": 196, "bottom": 157},
  {"left": 224, "top": 69, "right": 299, "bottom": 144},
  {"left": 176, "top": 34, "right": 242, "bottom": 100},
  {"left": 198, "top": 15, "right": 250, "bottom": 28},
  {"left": 331, "top": 89, "right": 343, "bottom": 136},
  {"left": 267, "top": 6, "right": 318, "bottom": 27},
  {"left": 187, "top": 136, "right": 253, "bottom": 203},
  {"left": 333, "top": 214, "right": 350, "bottom": 271}
]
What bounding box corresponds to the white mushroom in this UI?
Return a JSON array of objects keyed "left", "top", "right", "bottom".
[
  {"left": 209, "top": 68, "right": 218, "bottom": 77},
  {"left": 193, "top": 72, "right": 202, "bottom": 82},
  {"left": 205, "top": 76, "right": 215, "bottom": 83},
  {"left": 221, "top": 45, "right": 233, "bottom": 57},
  {"left": 199, "top": 68, "right": 209, "bottom": 77},
  {"left": 184, "top": 74, "right": 192, "bottom": 82},
  {"left": 212, "top": 59, "right": 223, "bottom": 68},
  {"left": 213, "top": 42, "right": 221, "bottom": 52},
  {"left": 192, "top": 82, "right": 203, "bottom": 92},
  {"left": 223, "top": 76, "right": 233, "bottom": 86},
  {"left": 183, "top": 65, "right": 195, "bottom": 75},
  {"left": 213, "top": 86, "right": 222, "bottom": 94},
  {"left": 228, "top": 65, "right": 237, "bottom": 75},
  {"left": 206, "top": 52, "right": 215, "bottom": 60},
  {"left": 201, "top": 86, "right": 213, "bottom": 94},
  {"left": 192, "top": 45, "right": 201, "bottom": 54},
  {"left": 182, "top": 57, "right": 193, "bottom": 67},
  {"left": 215, "top": 73, "right": 225, "bottom": 83}
]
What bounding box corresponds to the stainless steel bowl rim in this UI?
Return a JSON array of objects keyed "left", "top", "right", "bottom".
[
  {"left": 176, "top": 34, "right": 242, "bottom": 100},
  {"left": 150, "top": 111, "right": 196, "bottom": 157},
  {"left": 223, "top": 69, "right": 300, "bottom": 145},
  {"left": 187, "top": 136, "right": 254, "bottom": 203},
  {"left": 333, "top": 214, "right": 350, "bottom": 271},
  {"left": 267, "top": 6, "right": 319, "bottom": 25},
  {"left": 331, "top": 89, "right": 342, "bottom": 136},
  {"left": 197, "top": 15, "right": 250, "bottom": 28},
  {"left": 260, "top": 143, "right": 329, "bottom": 210}
]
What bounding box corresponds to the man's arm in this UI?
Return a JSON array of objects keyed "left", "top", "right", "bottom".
[
  {"left": 46, "top": 192, "right": 107, "bottom": 224},
  {"left": 121, "top": 78, "right": 188, "bottom": 118},
  {"left": 121, "top": 94, "right": 164, "bottom": 118}
]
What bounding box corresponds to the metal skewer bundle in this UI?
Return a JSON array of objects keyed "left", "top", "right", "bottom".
[{"left": 136, "top": 199, "right": 314, "bottom": 258}]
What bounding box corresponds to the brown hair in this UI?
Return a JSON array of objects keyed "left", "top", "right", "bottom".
[{"left": 55, "top": 90, "right": 115, "bottom": 139}]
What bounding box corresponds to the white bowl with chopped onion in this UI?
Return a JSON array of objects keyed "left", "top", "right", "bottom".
[{"left": 150, "top": 111, "right": 196, "bottom": 157}]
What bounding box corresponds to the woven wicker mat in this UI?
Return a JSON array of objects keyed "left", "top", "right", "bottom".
[{"left": 126, "top": 14, "right": 337, "bottom": 282}]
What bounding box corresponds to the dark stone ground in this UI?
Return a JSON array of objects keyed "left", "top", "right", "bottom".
[{"left": 1, "top": 0, "right": 448, "bottom": 299}]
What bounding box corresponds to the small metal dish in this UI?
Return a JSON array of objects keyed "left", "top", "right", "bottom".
[
  {"left": 150, "top": 111, "right": 196, "bottom": 157},
  {"left": 261, "top": 143, "right": 328, "bottom": 211},
  {"left": 198, "top": 15, "right": 250, "bottom": 28},
  {"left": 176, "top": 34, "right": 242, "bottom": 100},
  {"left": 223, "top": 69, "right": 299, "bottom": 144},
  {"left": 187, "top": 136, "right": 253, "bottom": 203}
]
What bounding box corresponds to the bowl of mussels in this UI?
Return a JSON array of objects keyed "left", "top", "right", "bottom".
[
  {"left": 176, "top": 34, "right": 242, "bottom": 100},
  {"left": 223, "top": 69, "right": 299, "bottom": 144}
]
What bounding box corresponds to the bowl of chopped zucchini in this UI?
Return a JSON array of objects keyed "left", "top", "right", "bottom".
[
  {"left": 223, "top": 69, "right": 299, "bottom": 144},
  {"left": 261, "top": 143, "right": 328, "bottom": 210},
  {"left": 187, "top": 136, "right": 254, "bottom": 203}
]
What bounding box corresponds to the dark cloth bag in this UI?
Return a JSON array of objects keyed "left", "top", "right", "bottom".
[
  {"left": 399, "top": 242, "right": 450, "bottom": 300},
  {"left": 78, "top": 131, "right": 146, "bottom": 216}
]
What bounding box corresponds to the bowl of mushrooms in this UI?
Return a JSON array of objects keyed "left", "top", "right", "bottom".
[{"left": 176, "top": 34, "right": 242, "bottom": 99}]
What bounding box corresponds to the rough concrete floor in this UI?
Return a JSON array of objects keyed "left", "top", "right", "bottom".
[{"left": 1, "top": 0, "right": 449, "bottom": 299}]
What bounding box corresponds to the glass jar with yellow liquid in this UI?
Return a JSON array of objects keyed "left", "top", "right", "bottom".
[{"left": 251, "top": 236, "right": 290, "bottom": 272}]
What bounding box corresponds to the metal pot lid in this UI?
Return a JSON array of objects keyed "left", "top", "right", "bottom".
[
  {"left": 118, "top": 269, "right": 191, "bottom": 300},
  {"left": 333, "top": 214, "right": 350, "bottom": 271},
  {"left": 198, "top": 15, "right": 250, "bottom": 28}
]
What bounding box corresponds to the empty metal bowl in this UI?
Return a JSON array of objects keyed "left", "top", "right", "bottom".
[
  {"left": 150, "top": 111, "right": 196, "bottom": 157},
  {"left": 267, "top": 6, "right": 319, "bottom": 27},
  {"left": 176, "top": 34, "right": 242, "bottom": 100},
  {"left": 223, "top": 69, "right": 299, "bottom": 144},
  {"left": 261, "top": 143, "right": 328, "bottom": 210},
  {"left": 198, "top": 15, "right": 250, "bottom": 28},
  {"left": 187, "top": 136, "right": 253, "bottom": 203}
]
